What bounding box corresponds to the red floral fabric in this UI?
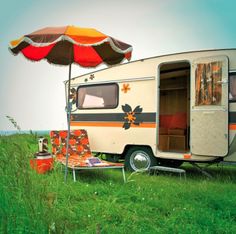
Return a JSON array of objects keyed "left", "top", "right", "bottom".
[{"left": 50, "top": 129, "right": 92, "bottom": 167}]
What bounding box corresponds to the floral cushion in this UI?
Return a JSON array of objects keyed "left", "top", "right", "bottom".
[{"left": 50, "top": 130, "right": 92, "bottom": 167}]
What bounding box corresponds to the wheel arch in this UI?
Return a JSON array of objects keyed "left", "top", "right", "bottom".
[{"left": 122, "top": 144, "right": 155, "bottom": 159}]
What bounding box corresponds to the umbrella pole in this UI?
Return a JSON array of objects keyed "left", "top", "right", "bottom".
[{"left": 64, "top": 63, "right": 72, "bottom": 182}]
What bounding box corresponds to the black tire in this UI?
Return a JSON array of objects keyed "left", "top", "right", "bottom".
[
  {"left": 124, "top": 146, "right": 157, "bottom": 172},
  {"left": 157, "top": 159, "right": 183, "bottom": 168}
]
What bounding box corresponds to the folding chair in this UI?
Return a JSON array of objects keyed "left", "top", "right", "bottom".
[{"left": 50, "top": 130, "right": 126, "bottom": 182}]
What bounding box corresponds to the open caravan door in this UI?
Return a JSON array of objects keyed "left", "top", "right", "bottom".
[{"left": 191, "top": 56, "right": 228, "bottom": 156}]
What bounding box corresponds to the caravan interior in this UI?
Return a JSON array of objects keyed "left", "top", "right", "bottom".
[{"left": 159, "top": 62, "right": 190, "bottom": 153}]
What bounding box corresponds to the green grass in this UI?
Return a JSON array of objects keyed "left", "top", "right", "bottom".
[{"left": 0, "top": 134, "right": 236, "bottom": 233}]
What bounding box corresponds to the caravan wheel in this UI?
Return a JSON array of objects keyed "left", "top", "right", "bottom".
[{"left": 125, "top": 147, "right": 157, "bottom": 172}]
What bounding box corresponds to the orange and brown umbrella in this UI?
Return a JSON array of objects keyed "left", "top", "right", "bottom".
[
  {"left": 9, "top": 25, "right": 133, "bottom": 181},
  {"left": 9, "top": 25, "right": 132, "bottom": 66}
]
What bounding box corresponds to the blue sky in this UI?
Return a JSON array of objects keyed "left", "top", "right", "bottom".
[{"left": 1, "top": 0, "right": 236, "bottom": 130}]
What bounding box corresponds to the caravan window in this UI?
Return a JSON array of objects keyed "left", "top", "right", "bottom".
[
  {"left": 77, "top": 83, "right": 118, "bottom": 109},
  {"left": 229, "top": 72, "right": 236, "bottom": 102},
  {"left": 195, "top": 61, "right": 222, "bottom": 106}
]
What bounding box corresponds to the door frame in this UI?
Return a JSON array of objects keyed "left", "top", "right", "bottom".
[{"left": 157, "top": 60, "right": 191, "bottom": 153}]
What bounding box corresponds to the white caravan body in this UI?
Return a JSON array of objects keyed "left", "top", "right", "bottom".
[{"left": 66, "top": 49, "right": 236, "bottom": 170}]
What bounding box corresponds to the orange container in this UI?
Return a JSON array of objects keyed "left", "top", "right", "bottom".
[{"left": 30, "top": 153, "right": 53, "bottom": 174}]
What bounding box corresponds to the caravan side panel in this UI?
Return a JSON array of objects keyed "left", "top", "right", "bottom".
[{"left": 70, "top": 78, "right": 157, "bottom": 155}]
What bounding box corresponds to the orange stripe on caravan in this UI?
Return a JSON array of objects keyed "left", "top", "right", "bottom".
[
  {"left": 229, "top": 124, "right": 236, "bottom": 130},
  {"left": 70, "top": 122, "right": 156, "bottom": 128}
]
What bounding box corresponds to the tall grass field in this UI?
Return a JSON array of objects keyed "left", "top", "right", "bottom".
[{"left": 0, "top": 134, "right": 236, "bottom": 233}]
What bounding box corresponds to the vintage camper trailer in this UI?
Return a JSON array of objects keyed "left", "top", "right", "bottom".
[{"left": 66, "top": 49, "right": 236, "bottom": 171}]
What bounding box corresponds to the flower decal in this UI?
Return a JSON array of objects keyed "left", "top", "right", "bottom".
[
  {"left": 122, "top": 83, "right": 131, "bottom": 93},
  {"left": 84, "top": 74, "right": 95, "bottom": 83},
  {"left": 89, "top": 74, "right": 95, "bottom": 80},
  {"left": 69, "top": 88, "right": 77, "bottom": 104},
  {"left": 122, "top": 104, "right": 143, "bottom": 130}
]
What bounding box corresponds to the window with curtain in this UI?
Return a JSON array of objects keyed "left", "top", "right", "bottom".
[
  {"left": 77, "top": 83, "right": 118, "bottom": 109},
  {"left": 195, "top": 61, "right": 222, "bottom": 106}
]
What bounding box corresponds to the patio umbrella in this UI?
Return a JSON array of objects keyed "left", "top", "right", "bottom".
[{"left": 9, "top": 25, "right": 133, "bottom": 181}]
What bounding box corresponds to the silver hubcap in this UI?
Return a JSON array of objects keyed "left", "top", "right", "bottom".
[{"left": 130, "top": 151, "right": 151, "bottom": 170}]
